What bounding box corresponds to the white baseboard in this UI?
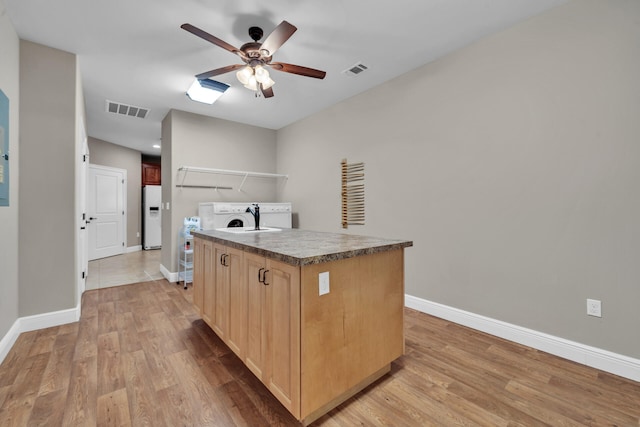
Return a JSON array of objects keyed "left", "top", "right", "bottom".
[
  {"left": 0, "top": 304, "right": 80, "bottom": 365},
  {"left": 126, "top": 245, "right": 142, "bottom": 253},
  {"left": 160, "top": 263, "right": 178, "bottom": 283},
  {"left": 0, "top": 320, "right": 21, "bottom": 365},
  {"left": 405, "top": 295, "right": 640, "bottom": 383}
]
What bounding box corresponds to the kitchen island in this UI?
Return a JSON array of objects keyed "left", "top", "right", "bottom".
[{"left": 192, "top": 228, "right": 412, "bottom": 425}]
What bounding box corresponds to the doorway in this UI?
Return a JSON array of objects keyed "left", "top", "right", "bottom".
[{"left": 88, "top": 164, "right": 127, "bottom": 260}]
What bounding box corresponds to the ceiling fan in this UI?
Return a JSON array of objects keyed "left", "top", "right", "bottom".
[{"left": 181, "top": 21, "right": 326, "bottom": 98}]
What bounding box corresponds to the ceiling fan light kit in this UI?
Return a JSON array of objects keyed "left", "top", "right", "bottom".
[
  {"left": 236, "top": 64, "right": 275, "bottom": 92},
  {"left": 186, "top": 78, "right": 229, "bottom": 104},
  {"left": 181, "top": 20, "right": 326, "bottom": 99}
]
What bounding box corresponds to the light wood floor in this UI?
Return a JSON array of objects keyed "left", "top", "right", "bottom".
[{"left": 1, "top": 279, "right": 639, "bottom": 426}]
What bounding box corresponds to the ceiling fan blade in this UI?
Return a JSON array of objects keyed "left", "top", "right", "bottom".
[
  {"left": 260, "top": 84, "right": 275, "bottom": 98},
  {"left": 270, "top": 62, "right": 326, "bottom": 79},
  {"left": 196, "top": 64, "right": 244, "bottom": 79},
  {"left": 181, "top": 23, "right": 243, "bottom": 57},
  {"left": 260, "top": 21, "right": 297, "bottom": 57}
]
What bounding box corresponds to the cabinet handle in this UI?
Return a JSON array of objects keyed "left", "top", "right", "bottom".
[
  {"left": 220, "top": 254, "right": 225, "bottom": 266},
  {"left": 263, "top": 269, "right": 270, "bottom": 286},
  {"left": 258, "top": 268, "right": 265, "bottom": 283},
  {"left": 220, "top": 253, "right": 229, "bottom": 267}
]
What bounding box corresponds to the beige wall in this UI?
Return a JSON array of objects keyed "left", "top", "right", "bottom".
[
  {"left": 0, "top": 0, "right": 20, "bottom": 340},
  {"left": 88, "top": 136, "right": 142, "bottom": 248},
  {"left": 277, "top": 0, "right": 640, "bottom": 359},
  {"left": 161, "top": 109, "right": 278, "bottom": 273},
  {"left": 18, "top": 41, "right": 78, "bottom": 316}
]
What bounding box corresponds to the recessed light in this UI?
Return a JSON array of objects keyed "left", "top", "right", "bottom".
[{"left": 153, "top": 144, "right": 161, "bottom": 149}]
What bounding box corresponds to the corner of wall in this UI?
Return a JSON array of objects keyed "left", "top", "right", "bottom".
[{"left": 0, "top": 0, "right": 21, "bottom": 348}]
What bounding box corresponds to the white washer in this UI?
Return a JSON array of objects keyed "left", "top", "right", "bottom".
[{"left": 199, "top": 202, "right": 292, "bottom": 230}]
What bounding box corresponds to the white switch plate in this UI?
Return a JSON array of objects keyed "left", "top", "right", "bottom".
[
  {"left": 319, "top": 272, "right": 330, "bottom": 296},
  {"left": 587, "top": 299, "right": 602, "bottom": 317}
]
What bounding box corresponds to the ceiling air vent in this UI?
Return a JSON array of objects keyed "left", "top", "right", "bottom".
[
  {"left": 342, "top": 62, "right": 368, "bottom": 77},
  {"left": 106, "top": 100, "right": 150, "bottom": 119}
]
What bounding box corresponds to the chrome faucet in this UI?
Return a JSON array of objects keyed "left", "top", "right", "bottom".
[{"left": 246, "top": 203, "right": 260, "bottom": 230}]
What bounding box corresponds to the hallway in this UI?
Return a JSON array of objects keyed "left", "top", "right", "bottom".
[{"left": 86, "top": 250, "right": 163, "bottom": 289}]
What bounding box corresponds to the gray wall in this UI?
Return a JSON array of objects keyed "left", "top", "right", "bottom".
[
  {"left": 18, "top": 41, "right": 78, "bottom": 316},
  {"left": 0, "top": 0, "right": 20, "bottom": 340},
  {"left": 277, "top": 0, "right": 640, "bottom": 359},
  {"left": 161, "top": 109, "right": 277, "bottom": 273},
  {"left": 88, "top": 136, "right": 142, "bottom": 248}
]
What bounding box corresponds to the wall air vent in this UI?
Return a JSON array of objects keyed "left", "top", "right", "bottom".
[
  {"left": 342, "top": 62, "right": 368, "bottom": 77},
  {"left": 105, "top": 100, "right": 150, "bottom": 119}
]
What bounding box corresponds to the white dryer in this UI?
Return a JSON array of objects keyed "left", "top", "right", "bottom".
[
  {"left": 199, "top": 202, "right": 292, "bottom": 230},
  {"left": 259, "top": 203, "right": 293, "bottom": 228}
]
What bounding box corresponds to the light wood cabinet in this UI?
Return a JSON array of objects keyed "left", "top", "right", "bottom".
[
  {"left": 299, "top": 249, "right": 405, "bottom": 422},
  {"left": 192, "top": 237, "right": 205, "bottom": 314},
  {"left": 210, "top": 243, "right": 243, "bottom": 345},
  {"left": 244, "top": 252, "right": 300, "bottom": 415},
  {"left": 222, "top": 245, "right": 244, "bottom": 357},
  {"left": 244, "top": 252, "right": 267, "bottom": 378},
  {"left": 211, "top": 244, "right": 228, "bottom": 338},
  {"left": 194, "top": 240, "right": 245, "bottom": 356},
  {"left": 200, "top": 239, "right": 215, "bottom": 327},
  {"left": 193, "top": 236, "right": 405, "bottom": 425}
]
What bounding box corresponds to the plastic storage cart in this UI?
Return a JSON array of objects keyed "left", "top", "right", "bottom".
[{"left": 177, "top": 217, "right": 200, "bottom": 289}]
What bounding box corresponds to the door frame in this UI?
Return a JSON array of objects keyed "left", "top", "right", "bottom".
[{"left": 77, "top": 118, "right": 88, "bottom": 304}]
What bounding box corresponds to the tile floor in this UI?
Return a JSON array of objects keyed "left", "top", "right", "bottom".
[{"left": 86, "top": 249, "right": 164, "bottom": 289}]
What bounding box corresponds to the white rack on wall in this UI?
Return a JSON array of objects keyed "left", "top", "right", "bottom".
[{"left": 176, "top": 166, "right": 288, "bottom": 192}]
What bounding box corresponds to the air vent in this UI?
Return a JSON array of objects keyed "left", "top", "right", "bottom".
[
  {"left": 106, "top": 100, "right": 149, "bottom": 119},
  {"left": 342, "top": 62, "right": 368, "bottom": 77}
]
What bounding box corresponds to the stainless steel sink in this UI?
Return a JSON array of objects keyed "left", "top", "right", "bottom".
[{"left": 215, "top": 226, "right": 282, "bottom": 234}]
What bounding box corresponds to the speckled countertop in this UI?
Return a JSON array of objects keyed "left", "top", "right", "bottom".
[{"left": 192, "top": 228, "right": 413, "bottom": 266}]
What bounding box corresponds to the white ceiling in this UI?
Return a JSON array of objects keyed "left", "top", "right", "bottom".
[{"left": 6, "top": 0, "right": 566, "bottom": 155}]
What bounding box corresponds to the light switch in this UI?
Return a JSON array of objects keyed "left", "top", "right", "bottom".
[{"left": 319, "top": 272, "right": 330, "bottom": 296}]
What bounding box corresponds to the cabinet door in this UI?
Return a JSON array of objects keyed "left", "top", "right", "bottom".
[
  {"left": 225, "top": 246, "right": 245, "bottom": 357},
  {"left": 244, "top": 252, "right": 267, "bottom": 380},
  {"left": 212, "top": 243, "right": 229, "bottom": 338},
  {"left": 193, "top": 237, "right": 204, "bottom": 314},
  {"left": 265, "top": 259, "right": 300, "bottom": 417},
  {"left": 141, "top": 162, "right": 161, "bottom": 185},
  {"left": 201, "top": 239, "right": 215, "bottom": 328}
]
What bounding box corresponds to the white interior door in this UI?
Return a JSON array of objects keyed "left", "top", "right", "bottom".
[{"left": 88, "top": 164, "right": 126, "bottom": 260}]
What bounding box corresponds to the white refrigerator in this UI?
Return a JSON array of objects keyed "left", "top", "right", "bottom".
[{"left": 143, "top": 185, "right": 161, "bottom": 249}]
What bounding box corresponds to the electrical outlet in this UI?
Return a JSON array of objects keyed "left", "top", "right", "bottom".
[
  {"left": 319, "top": 272, "right": 330, "bottom": 296},
  {"left": 587, "top": 299, "right": 602, "bottom": 317},
  {"left": 136, "top": 231, "right": 140, "bottom": 238}
]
